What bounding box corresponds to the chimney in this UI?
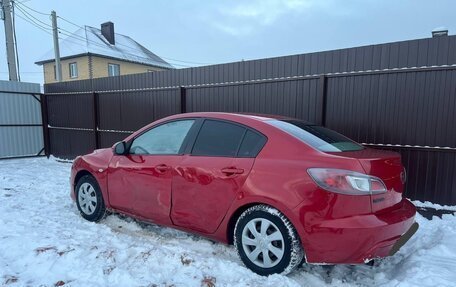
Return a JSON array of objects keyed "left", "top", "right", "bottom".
[
  {"left": 432, "top": 27, "right": 448, "bottom": 38},
  {"left": 101, "top": 22, "right": 115, "bottom": 45}
]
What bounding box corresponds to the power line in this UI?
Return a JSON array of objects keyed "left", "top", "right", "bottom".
[
  {"left": 55, "top": 28, "right": 193, "bottom": 68},
  {"left": 55, "top": 16, "right": 212, "bottom": 65},
  {"left": 15, "top": 11, "right": 90, "bottom": 64},
  {"left": 16, "top": 9, "right": 190, "bottom": 68},
  {"left": 14, "top": 13, "right": 115, "bottom": 62},
  {"left": 14, "top": 4, "right": 52, "bottom": 28},
  {"left": 57, "top": 15, "right": 81, "bottom": 29},
  {"left": 14, "top": 1, "right": 205, "bottom": 68},
  {"left": 14, "top": 7, "right": 52, "bottom": 32},
  {"left": 56, "top": 29, "right": 183, "bottom": 67},
  {"left": 56, "top": 15, "right": 207, "bottom": 65},
  {"left": 13, "top": 0, "right": 48, "bottom": 16},
  {"left": 16, "top": 11, "right": 91, "bottom": 61},
  {"left": 56, "top": 15, "right": 195, "bottom": 65},
  {"left": 155, "top": 55, "right": 213, "bottom": 65},
  {"left": 15, "top": 13, "right": 52, "bottom": 35}
]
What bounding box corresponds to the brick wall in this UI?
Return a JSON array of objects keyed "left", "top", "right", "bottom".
[{"left": 42, "top": 56, "right": 166, "bottom": 84}]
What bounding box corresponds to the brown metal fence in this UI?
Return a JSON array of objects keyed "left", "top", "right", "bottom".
[{"left": 43, "top": 36, "right": 456, "bottom": 205}]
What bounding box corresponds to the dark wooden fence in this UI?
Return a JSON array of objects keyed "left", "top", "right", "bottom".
[{"left": 43, "top": 35, "right": 456, "bottom": 205}]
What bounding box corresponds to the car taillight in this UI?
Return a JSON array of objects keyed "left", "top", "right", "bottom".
[{"left": 307, "top": 168, "right": 387, "bottom": 195}]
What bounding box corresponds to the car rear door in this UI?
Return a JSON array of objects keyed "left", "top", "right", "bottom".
[
  {"left": 108, "top": 119, "right": 196, "bottom": 225},
  {"left": 171, "top": 119, "right": 266, "bottom": 234}
]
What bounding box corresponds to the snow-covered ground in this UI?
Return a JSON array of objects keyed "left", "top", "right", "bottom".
[{"left": 1, "top": 157, "right": 455, "bottom": 287}]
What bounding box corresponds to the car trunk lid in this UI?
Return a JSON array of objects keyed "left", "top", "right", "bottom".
[{"left": 328, "top": 148, "right": 405, "bottom": 213}]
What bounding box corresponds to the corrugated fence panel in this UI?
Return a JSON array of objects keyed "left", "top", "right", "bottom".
[
  {"left": 99, "top": 132, "right": 129, "bottom": 149},
  {"left": 49, "top": 129, "right": 95, "bottom": 159},
  {"left": 98, "top": 92, "right": 123, "bottom": 131},
  {"left": 0, "top": 80, "right": 41, "bottom": 94},
  {"left": 98, "top": 89, "right": 181, "bottom": 132},
  {"left": 44, "top": 78, "right": 92, "bottom": 93},
  {"left": 325, "top": 70, "right": 456, "bottom": 148},
  {"left": 382, "top": 148, "right": 456, "bottom": 205},
  {"left": 186, "top": 86, "right": 240, "bottom": 113},
  {"left": 97, "top": 89, "right": 181, "bottom": 148},
  {"left": 93, "top": 75, "right": 121, "bottom": 91},
  {"left": 295, "top": 78, "right": 321, "bottom": 123},
  {"left": 0, "top": 91, "right": 41, "bottom": 125},
  {"left": 186, "top": 79, "right": 321, "bottom": 123},
  {"left": 0, "top": 80, "right": 42, "bottom": 158},
  {"left": 47, "top": 93, "right": 94, "bottom": 129},
  {"left": 46, "top": 92, "right": 94, "bottom": 159},
  {"left": 0, "top": 126, "right": 43, "bottom": 158}
]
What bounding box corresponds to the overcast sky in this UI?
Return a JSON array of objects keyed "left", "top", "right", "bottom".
[{"left": 1, "top": 0, "right": 455, "bottom": 84}]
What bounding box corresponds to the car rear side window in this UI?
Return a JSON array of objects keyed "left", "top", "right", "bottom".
[
  {"left": 192, "top": 120, "right": 246, "bottom": 157},
  {"left": 130, "top": 120, "right": 195, "bottom": 155},
  {"left": 238, "top": 130, "right": 267, "bottom": 158},
  {"left": 268, "top": 120, "right": 364, "bottom": 152}
]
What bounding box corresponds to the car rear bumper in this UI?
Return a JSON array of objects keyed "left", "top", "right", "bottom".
[{"left": 297, "top": 198, "right": 417, "bottom": 264}]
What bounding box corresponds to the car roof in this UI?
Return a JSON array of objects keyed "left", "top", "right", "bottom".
[{"left": 168, "top": 112, "right": 312, "bottom": 124}]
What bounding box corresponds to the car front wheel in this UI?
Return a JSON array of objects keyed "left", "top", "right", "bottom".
[
  {"left": 234, "top": 205, "right": 304, "bottom": 276},
  {"left": 75, "top": 174, "right": 106, "bottom": 222}
]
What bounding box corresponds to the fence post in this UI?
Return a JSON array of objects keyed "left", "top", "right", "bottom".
[
  {"left": 40, "top": 93, "right": 51, "bottom": 158},
  {"left": 180, "top": 86, "right": 186, "bottom": 113},
  {"left": 93, "top": 92, "right": 100, "bottom": 149},
  {"left": 318, "top": 75, "right": 328, "bottom": 126}
]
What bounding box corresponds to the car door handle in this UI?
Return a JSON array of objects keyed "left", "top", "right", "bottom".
[
  {"left": 155, "top": 164, "right": 170, "bottom": 173},
  {"left": 221, "top": 167, "right": 244, "bottom": 175}
]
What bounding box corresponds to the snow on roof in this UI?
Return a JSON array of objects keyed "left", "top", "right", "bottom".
[
  {"left": 432, "top": 26, "right": 448, "bottom": 32},
  {"left": 35, "top": 26, "right": 174, "bottom": 69}
]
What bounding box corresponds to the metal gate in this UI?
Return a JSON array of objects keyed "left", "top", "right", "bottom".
[{"left": 0, "top": 80, "right": 44, "bottom": 159}]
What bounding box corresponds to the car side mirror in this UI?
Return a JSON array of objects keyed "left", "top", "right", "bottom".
[{"left": 114, "top": 141, "right": 127, "bottom": 155}]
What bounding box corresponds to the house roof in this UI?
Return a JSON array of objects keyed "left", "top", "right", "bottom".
[{"left": 35, "top": 25, "right": 174, "bottom": 69}]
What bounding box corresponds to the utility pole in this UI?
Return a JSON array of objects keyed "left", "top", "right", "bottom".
[
  {"left": 51, "top": 10, "right": 62, "bottom": 82},
  {"left": 1, "top": 0, "right": 18, "bottom": 81}
]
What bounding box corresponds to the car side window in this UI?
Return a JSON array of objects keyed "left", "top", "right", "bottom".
[
  {"left": 192, "top": 120, "right": 246, "bottom": 157},
  {"left": 238, "top": 130, "right": 267, "bottom": 158},
  {"left": 129, "top": 120, "right": 195, "bottom": 155}
]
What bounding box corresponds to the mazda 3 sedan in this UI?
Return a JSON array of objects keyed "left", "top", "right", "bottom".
[{"left": 70, "top": 112, "right": 417, "bottom": 276}]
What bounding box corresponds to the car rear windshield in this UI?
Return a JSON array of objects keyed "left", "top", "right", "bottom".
[{"left": 268, "top": 120, "right": 364, "bottom": 152}]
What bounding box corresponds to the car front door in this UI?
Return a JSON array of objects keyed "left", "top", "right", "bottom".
[
  {"left": 108, "top": 119, "right": 196, "bottom": 225},
  {"left": 171, "top": 119, "right": 267, "bottom": 234}
]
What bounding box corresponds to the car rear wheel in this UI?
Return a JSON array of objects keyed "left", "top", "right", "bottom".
[
  {"left": 234, "top": 205, "right": 304, "bottom": 276},
  {"left": 75, "top": 174, "right": 106, "bottom": 222}
]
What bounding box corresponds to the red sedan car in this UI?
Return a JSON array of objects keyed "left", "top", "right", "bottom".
[{"left": 70, "top": 112, "right": 417, "bottom": 275}]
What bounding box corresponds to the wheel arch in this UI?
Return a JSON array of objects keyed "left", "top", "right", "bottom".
[
  {"left": 226, "top": 202, "right": 261, "bottom": 245},
  {"left": 74, "top": 169, "right": 95, "bottom": 189}
]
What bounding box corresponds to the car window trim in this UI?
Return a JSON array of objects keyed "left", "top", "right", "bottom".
[
  {"left": 235, "top": 129, "right": 248, "bottom": 157},
  {"left": 127, "top": 118, "right": 201, "bottom": 156}
]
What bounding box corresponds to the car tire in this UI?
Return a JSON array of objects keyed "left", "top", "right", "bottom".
[
  {"left": 234, "top": 205, "right": 304, "bottom": 276},
  {"left": 75, "top": 174, "right": 106, "bottom": 222}
]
